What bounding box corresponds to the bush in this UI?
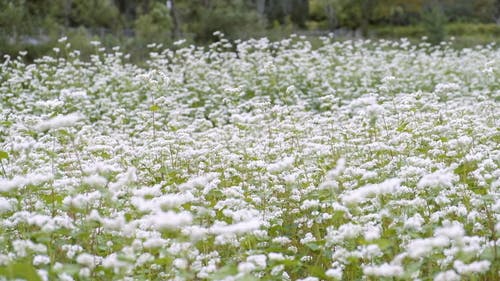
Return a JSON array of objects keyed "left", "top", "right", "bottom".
[
  {"left": 446, "top": 22, "right": 500, "bottom": 37},
  {"left": 422, "top": 6, "right": 447, "bottom": 44},
  {"left": 371, "top": 22, "right": 500, "bottom": 47},
  {"left": 190, "top": 3, "right": 265, "bottom": 42},
  {"left": 134, "top": 2, "right": 172, "bottom": 44},
  {"left": 371, "top": 25, "right": 425, "bottom": 38}
]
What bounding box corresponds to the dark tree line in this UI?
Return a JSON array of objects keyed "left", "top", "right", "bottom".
[
  {"left": 2, "top": 0, "right": 498, "bottom": 38},
  {"left": 0, "top": 0, "right": 499, "bottom": 60}
]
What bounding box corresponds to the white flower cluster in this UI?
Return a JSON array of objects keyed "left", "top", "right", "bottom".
[{"left": 0, "top": 36, "right": 498, "bottom": 280}]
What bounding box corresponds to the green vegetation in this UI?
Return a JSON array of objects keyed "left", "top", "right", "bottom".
[
  {"left": 0, "top": 35, "right": 499, "bottom": 281},
  {"left": 1, "top": 0, "right": 499, "bottom": 62}
]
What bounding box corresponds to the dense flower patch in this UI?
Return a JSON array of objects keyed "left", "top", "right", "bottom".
[{"left": 0, "top": 36, "right": 499, "bottom": 280}]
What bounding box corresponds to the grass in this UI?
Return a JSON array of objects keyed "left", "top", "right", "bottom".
[{"left": 371, "top": 22, "right": 500, "bottom": 47}]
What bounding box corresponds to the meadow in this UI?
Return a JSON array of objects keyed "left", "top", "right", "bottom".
[{"left": 0, "top": 35, "right": 499, "bottom": 281}]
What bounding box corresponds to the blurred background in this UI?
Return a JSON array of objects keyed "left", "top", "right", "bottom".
[{"left": 1, "top": 0, "right": 499, "bottom": 62}]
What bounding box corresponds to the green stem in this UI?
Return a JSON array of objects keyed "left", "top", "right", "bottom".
[{"left": 0, "top": 160, "right": 6, "bottom": 177}]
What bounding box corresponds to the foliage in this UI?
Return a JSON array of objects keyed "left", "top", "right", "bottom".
[
  {"left": 183, "top": 0, "right": 265, "bottom": 41},
  {"left": 71, "top": 0, "right": 121, "bottom": 29},
  {"left": 0, "top": 0, "right": 27, "bottom": 38},
  {"left": 0, "top": 0, "right": 499, "bottom": 61},
  {"left": 134, "top": 1, "right": 173, "bottom": 43},
  {"left": 422, "top": 5, "right": 447, "bottom": 44},
  {"left": 372, "top": 23, "right": 500, "bottom": 47}
]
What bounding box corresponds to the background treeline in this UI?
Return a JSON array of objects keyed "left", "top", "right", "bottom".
[{"left": 1, "top": 0, "right": 500, "bottom": 61}]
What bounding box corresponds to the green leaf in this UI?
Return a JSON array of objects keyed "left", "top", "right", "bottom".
[
  {"left": 307, "top": 265, "right": 327, "bottom": 279},
  {"left": 456, "top": 250, "right": 478, "bottom": 263},
  {"left": 0, "top": 150, "right": 8, "bottom": 160},
  {"left": 208, "top": 264, "right": 238, "bottom": 280},
  {"left": 480, "top": 246, "right": 500, "bottom": 260},
  {"left": 32, "top": 232, "right": 52, "bottom": 244},
  {"left": 155, "top": 256, "right": 173, "bottom": 265},
  {"left": 61, "top": 264, "right": 81, "bottom": 275},
  {"left": 0, "top": 261, "right": 43, "bottom": 281},
  {"left": 397, "top": 121, "right": 409, "bottom": 132},
  {"left": 57, "top": 128, "right": 72, "bottom": 137},
  {"left": 306, "top": 242, "right": 321, "bottom": 252},
  {"left": 150, "top": 104, "right": 160, "bottom": 112},
  {"left": 239, "top": 275, "right": 260, "bottom": 281},
  {"left": 374, "top": 239, "right": 393, "bottom": 251},
  {"left": 0, "top": 121, "right": 13, "bottom": 127},
  {"left": 281, "top": 258, "right": 301, "bottom": 268},
  {"left": 403, "top": 261, "right": 423, "bottom": 279}
]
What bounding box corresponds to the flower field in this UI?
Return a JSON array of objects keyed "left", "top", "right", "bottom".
[{"left": 0, "top": 36, "right": 499, "bottom": 281}]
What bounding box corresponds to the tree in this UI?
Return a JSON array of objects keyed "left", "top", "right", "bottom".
[
  {"left": 309, "top": 0, "right": 338, "bottom": 31},
  {"left": 174, "top": 0, "right": 265, "bottom": 42},
  {"left": 0, "top": 0, "right": 26, "bottom": 43},
  {"left": 256, "top": 0, "right": 266, "bottom": 14},
  {"left": 134, "top": 1, "right": 172, "bottom": 43},
  {"left": 496, "top": 0, "right": 500, "bottom": 23},
  {"left": 169, "top": 0, "right": 181, "bottom": 39},
  {"left": 290, "top": 0, "right": 309, "bottom": 28},
  {"left": 422, "top": 3, "right": 447, "bottom": 44},
  {"left": 260, "top": 0, "right": 309, "bottom": 28},
  {"left": 472, "top": 0, "right": 497, "bottom": 22},
  {"left": 372, "top": 0, "right": 424, "bottom": 25},
  {"left": 114, "top": 0, "right": 137, "bottom": 25},
  {"left": 71, "top": 0, "right": 120, "bottom": 29}
]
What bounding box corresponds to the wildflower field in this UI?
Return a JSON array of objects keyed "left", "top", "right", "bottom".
[{"left": 0, "top": 36, "right": 499, "bottom": 281}]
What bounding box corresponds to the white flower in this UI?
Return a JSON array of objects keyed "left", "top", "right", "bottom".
[
  {"left": 363, "top": 263, "right": 404, "bottom": 277},
  {"left": 300, "top": 232, "right": 316, "bottom": 244},
  {"left": 211, "top": 219, "right": 261, "bottom": 235},
  {"left": 267, "top": 157, "right": 294, "bottom": 173},
  {"left": 58, "top": 273, "right": 74, "bottom": 281},
  {"left": 33, "top": 255, "right": 51, "bottom": 266},
  {"left": 12, "top": 240, "right": 47, "bottom": 257},
  {"left": 147, "top": 211, "right": 193, "bottom": 231},
  {"left": 102, "top": 253, "right": 130, "bottom": 274},
  {"left": 435, "top": 83, "right": 460, "bottom": 94},
  {"left": 238, "top": 262, "right": 255, "bottom": 273},
  {"left": 268, "top": 252, "right": 285, "bottom": 261},
  {"left": 297, "top": 277, "right": 319, "bottom": 281},
  {"left": 326, "top": 158, "right": 346, "bottom": 179},
  {"left": 142, "top": 237, "right": 167, "bottom": 249},
  {"left": 326, "top": 267, "right": 343, "bottom": 279},
  {"left": 173, "top": 258, "right": 188, "bottom": 270},
  {"left": 417, "top": 170, "right": 457, "bottom": 189},
  {"left": 0, "top": 197, "right": 12, "bottom": 213},
  {"left": 271, "top": 264, "right": 285, "bottom": 276},
  {"left": 76, "top": 253, "right": 97, "bottom": 269},
  {"left": 272, "top": 236, "right": 291, "bottom": 245},
  {"left": 247, "top": 254, "right": 267, "bottom": 269},
  {"left": 0, "top": 173, "right": 53, "bottom": 192},
  {"left": 434, "top": 270, "right": 460, "bottom": 281},
  {"left": 83, "top": 175, "right": 107, "bottom": 187},
  {"left": 35, "top": 113, "right": 83, "bottom": 131},
  {"left": 434, "top": 222, "right": 465, "bottom": 241},
  {"left": 136, "top": 253, "right": 154, "bottom": 267},
  {"left": 300, "top": 199, "right": 320, "bottom": 210},
  {"left": 404, "top": 213, "right": 425, "bottom": 230},
  {"left": 453, "top": 260, "right": 490, "bottom": 274},
  {"left": 79, "top": 268, "right": 91, "bottom": 278},
  {"left": 406, "top": 236, "right": 450, "bottom": 259},
  {"left": 342, "top": 178, "right": 400, "bottom": 204}
]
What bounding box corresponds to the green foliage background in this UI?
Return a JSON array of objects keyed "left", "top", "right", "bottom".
[{"left": 0, "top": 0, "right": 499, "bottom": 61}]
